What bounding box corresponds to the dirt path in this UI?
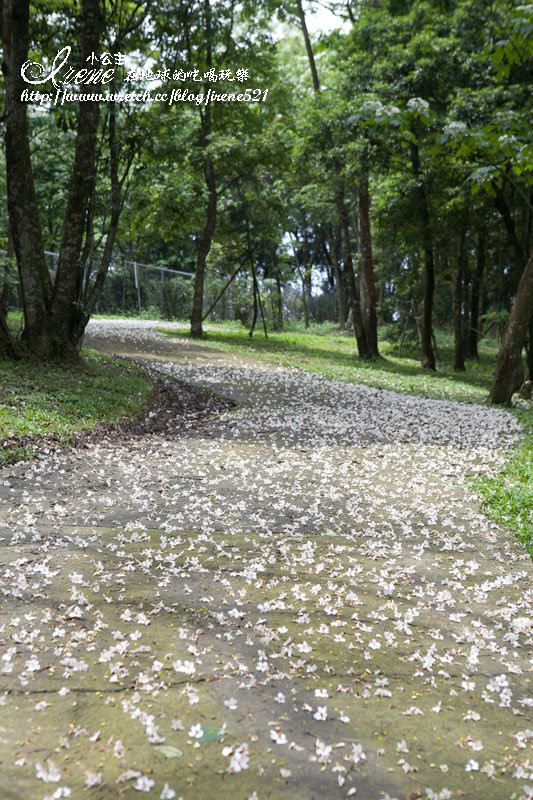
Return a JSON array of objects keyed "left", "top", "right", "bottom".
[{"left": 0, "top": 319, "right": 531, "bottom": 800}]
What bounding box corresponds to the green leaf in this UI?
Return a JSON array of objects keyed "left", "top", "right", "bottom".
[{"left": 200, "top": 725, "right": 227, "bottom": 741}]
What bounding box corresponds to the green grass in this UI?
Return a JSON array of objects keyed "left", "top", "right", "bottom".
[
  {"left": 159, "top": 321, "right": 532, "bottom": 557},
  {"left": 0, "top": 349, "right": 152, "bottom": 466},
  {"left": 158, "top": 322, "right": 501, "bottom": 404},
  {"left": 474, "top": 410, "right": 533, "bottom": 558}
]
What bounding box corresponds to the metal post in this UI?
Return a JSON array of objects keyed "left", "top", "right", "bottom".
[{"left": 134, "top": 261, "right": 142, "bottom": 318}]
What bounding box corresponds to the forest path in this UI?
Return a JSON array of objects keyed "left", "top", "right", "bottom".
[{"left": 0, "top": 318, "right": 530, "bottom": 800}]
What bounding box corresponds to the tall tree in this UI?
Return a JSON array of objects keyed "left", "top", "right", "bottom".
[
  {"left": 452, "top": 196, "right": 469, "bottom": 370},
  {"left": 2, "top": 0, "right": 144, "bottom": 358},
  {"left": 358, "top": 173, "right": 379, "bottom": 356},
  {"left": 3, "top": 0, "right": 55, "bottom": 357},
  {"left": 190, "top": 0, "right": 217, "bottom": 339},
  {"left": 293, "top": 0, "right": 374, "bottom": 357},
  {"left": 409, "top": 137, "right": 436, "bottom": 369}
]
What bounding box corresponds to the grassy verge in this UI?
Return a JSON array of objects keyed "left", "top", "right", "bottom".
[
  {"left": 159, "top": 322, "right": 532, "bottom": 557},
  {"left": 474, "top": 410, "right": 533, "bottom": 558},
  {"left": 0, "top": 349, "right": 152, "bottom": 466},
  {"left": 158, "top": 322, "right": 501, "bottom": 404}
]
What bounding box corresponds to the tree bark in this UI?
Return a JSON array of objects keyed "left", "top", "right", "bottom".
[
  {"left": 325, "top": 227, "right": 345, "bottom": 330},
  {"left": 335, "top": 184, "right": 370, "bottom": 358},
  {"left": 51, "top": 0, "right": 102, "bottom": 354},
  {"left": 275, "top": 271, "right": 283, "bottom": 330},
  {"left": 190, "top": 0, "right": 216, "bottom": 339},
  {"left": 296, "top": 0, "right": 320, "bottom": 92},
  {"left": 0, "top": 226, "right": 14, "bottom": 318},
  {"left": 469, "top": 230, "right": 485, "bottom": 359},
  {"left": 358, "top": 174, "right": 379, "bottom": 357},
  {"left": 490, "top": 247, "right": 533, "bottom": 403},
  {"left": 494, "top": 186, "right": 525, "bottom": 265},
  {"left": 2, "top": 0, "right": 52, "bottom": 356},
  {"left": 409, "top": 139, "right": 436, "bottom": 370},
  {"left": 453, "top": 204, "right": 468, "bottom": 371},
  {"left": 2, "top": 0, "right": 116, "bottom": 358},
  {"left": 528, "top": 312, "right": 533, "bottom": 381},
  {"left": 190, "top": 153, "right": 217, "bottom": 338},
  {"left": 295, "top": 255, "right": 310, "bottom": 328}
]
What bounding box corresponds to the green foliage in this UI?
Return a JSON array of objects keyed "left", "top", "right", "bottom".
[
  {"left": 2, "top": 0, "right": 532, "bottom": 383},
  {"left": 474, "top": 410, "right": 533, "bottom": 558}
]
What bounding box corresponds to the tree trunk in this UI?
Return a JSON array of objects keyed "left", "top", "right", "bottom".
[
  {"left": 0, "top": 226, "right": 14, "bottom": 318},
  {"left": 2, "top": 0, "right": 52, "bottom": 356},
  {"left": 528, "top": 312, "right": 533, "bottom": 381},
  {"left": 76, "top": 95, "right": 135, "bottom": 342},
  {"left": 249, "top": 268, "right": 258, "bottom": 337},
  {"left": 295, "top": 258, "right": 310, "bottom": 328},
  {"left": 409, "top": 139, "right": 435, "bottom": 370},
  {"left": 292, "top": 230, "right": 319, "bottom": 329},
  {"left": 453, "top": 256, "right": 465, "bottom": 370},
  {"left": 453, "top": 207, "right": 468, "bottom": 371},
  {"left": 296, "top": 0, "right": 320, "bottom": 92},
  {"left": 304, "top": 267, "right": 313, "bottom": 325},
  {"left": 335, "top": 183, "right": 370, "bottom": 358},
  {"left": 190, "top": 0, "right": 216, "bottom": 339},
  {"left": 295, "top": 0, "right": 370, "bottom": 354},
  {"left": 0, "top": 234, "right": 21, "bottom": 357},
  {"left": 275, "top": 271, "right": 283, "bottom": 330},
  {"left": 490, "top": 247, "right": 533, "bottom": 403},
  {"left": 358, "top": 174, "right": 379, "bottom": 357},
  {"left": 190, "top": 155, "right": 217, "bottom": 339},
  {"left": 2, "top": 0, "right": 116, "bottom": 359},
  {"left": 494, "top": 186, "right": 525, "bottom": 265},
  {"left": 0, "top": 276, "right": 8, "bottom": 319},
  {"left": 50, "top": 0, "right": 102, "bottom": 354},
  {"left": 326, "top": 228, "right": 345, "bottom": 330},
  {"left": 469, "top": 230, "right": 485, "bottom": 359}
]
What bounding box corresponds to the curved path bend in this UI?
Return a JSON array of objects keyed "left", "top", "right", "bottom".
[{"left": 0, "top": 318, "right": 530, "bottom": 800}]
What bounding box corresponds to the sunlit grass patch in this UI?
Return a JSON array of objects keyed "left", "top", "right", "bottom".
[{"left": 159, "top": 323, "right": 501, "bottom": 405}]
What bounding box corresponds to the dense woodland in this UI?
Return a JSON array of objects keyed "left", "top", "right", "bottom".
[{"left": 0, "top": 0, "right": 532, "bottom": 403}]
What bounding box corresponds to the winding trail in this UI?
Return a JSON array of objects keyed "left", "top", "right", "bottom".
[{"left": 0, "top": 318, "right": 531, "bottom": 800}]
